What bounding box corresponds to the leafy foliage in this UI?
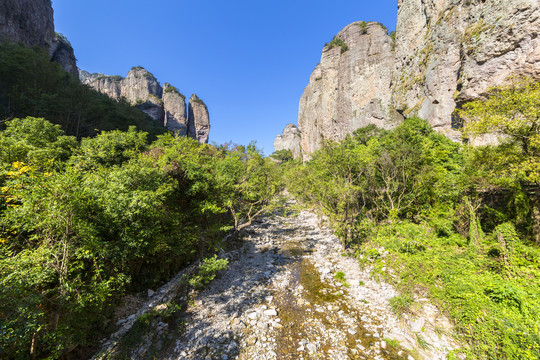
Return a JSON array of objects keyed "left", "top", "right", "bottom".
[
  {"left": 326, "top": 36, "right": 349, "bottom": 54},
  {"left": 286, "top": 108, "right": 540, "bottom": 358},
  {"left": 189, "top": 255, "right": 229, "bottom": 289},
  {"left": 0, "top": 118, "right": 280, "bottom": 359},
  {"left": 457, "top": 77, "right": 540, "bottom": 184}
]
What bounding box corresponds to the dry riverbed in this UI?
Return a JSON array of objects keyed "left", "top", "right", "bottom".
[{"left": 95, "top": 200, "right": 460, "bottom": 359}]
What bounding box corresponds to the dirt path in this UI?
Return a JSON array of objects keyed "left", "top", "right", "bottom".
[{"left": 164, "top": 201, "right": 459, "bottom": 360}]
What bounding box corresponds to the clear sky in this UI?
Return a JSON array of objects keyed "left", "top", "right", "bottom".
[{"left": 52, "top": 0, "right": 398, "bottom": 155}]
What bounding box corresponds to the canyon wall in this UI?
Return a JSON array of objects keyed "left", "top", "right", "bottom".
[
  {"left": 278, "top": 0, "right": 540, "bottom": 158},
  {"left": 81, "top": 68, "right": 210, "bottom": 143},
  {"left": 0, "top": 0, "right": 78, "bottom": 77}
]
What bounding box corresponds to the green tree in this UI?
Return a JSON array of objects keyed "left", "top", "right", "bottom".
[
  {"left": 458, "top": 77, "right": 540, "bottom": 243},
  {"left": 0, "top": 117, "right": 77, "bottom": 169},
  {"left": 458, "top": 77, "right": 540, "bottom": 183}
]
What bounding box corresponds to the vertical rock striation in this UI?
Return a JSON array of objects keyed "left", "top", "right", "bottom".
[
  {"left": 392, "top": 0, "right": 540, "bottom": 140},
  {"left": 278, "top": 0, "right": 540, "bottom": 158},
  {"left": 163, "top": 84, "right": 188, "bottom": 135},
  {"left": 49, "top": 33, "right": 79, "bottom": 77},
  {"left": 297, "top": 22, "right": 399, "bottom": 156},
  {"left": 0, "top": 0, "right": 54, "bottom": 48},
  {"left": 188, "top": 94, "right": 210, "bottom": 144},
  {"left": 0, "top": 0, "right": 78, "bottom": 76},
  {"left": 81, "top": 68, "right": 209, "bottom": 142}
]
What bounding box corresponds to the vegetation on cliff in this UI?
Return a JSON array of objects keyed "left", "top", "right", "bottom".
[{"left": 0, "top": 44, "right": 165, "bottom": 138}]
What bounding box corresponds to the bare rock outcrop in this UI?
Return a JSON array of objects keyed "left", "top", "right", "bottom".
[
  {"left": 0, "top": 0, "right": 54, "bottom": 49},
  {"left": 281, "top": 0, "right": 540, "bottom": 158},
  {"left": 188, "top": 94, "right": 210, "bottom": 144},
  {"left": 273, "top": 124, "right": 302, "bottom": 159},
  {"left": 163, "top": 84, "right": 188, "bottom": 135},
  {"left": 392, "top": 0, "right": 540, "bottom": 140},
  {"left": 0, "top": 0, "right": 78, "bottom": 76},
  {"left": 81, "top": 69, "right": 209, "bottom": 141},
  {"left": 81, "top": 67, "right": 164, "bottom": 122},
  {"left": 297, "top": 22, "right": 400, "bottom": 156},
  {"left": 49, "top": 33, "right": 79, "bottom": 77}
]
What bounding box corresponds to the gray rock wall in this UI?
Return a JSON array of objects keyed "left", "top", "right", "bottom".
[
  {"left": 297, "top": 22, "right": 400, "bottom": 156},
  {"left": 0, "top": 0, "right": 54, "bottom": 48},
  {"left": 188, "top": 94, "right": 210, "bottom": 144},
  {"left": 392, "top": 0, "right": 540, "bottom": 140},
  {"left": 163, "top": 84, "right": 188, "bottom": 136},
  {"left": 81, "top": 68, "right": 209, "bottom": 142},
  {"left": 0, "top": 0, "right": 78, "bottom": 77},
  {"left": 279, "top": 0, "right": 540, "bottom": 158},
  {"left": 274, "top": 124, "right": 302, "bottom": 159}
]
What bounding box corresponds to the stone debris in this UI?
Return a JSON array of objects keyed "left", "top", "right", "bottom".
[
  {"left": 163, "top": 198, "right": 459, "bottom": 359},
  {"left": 95, "top": 198, "right": 460, "bottom": 359}
]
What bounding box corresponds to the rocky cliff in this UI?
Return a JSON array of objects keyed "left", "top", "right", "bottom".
[
  {"left": 298, "top": 22, "right": 400, "bottom": 156},
  {"left": 188, "top": 94, "right": 210, "bottom": 144},
  {"left": 277, "top": 0, "right": 540, "bottom": 157},
  {"left": 0, "top": 0, "right": 78, "bottom": 77},
  {"left": 81, "top": 68, "right": 209, "bottom": 142},
  {"left": 392, "top": 0, "right": 540, "bottom": 140},
  {"left": 274, "top": 124, "right": 302, "bottom": 159},
  {"left": 163, "top": 84, "right": 188, "bottom": 135}
]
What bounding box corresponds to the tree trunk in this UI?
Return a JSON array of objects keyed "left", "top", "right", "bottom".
[{"left": 532, "top": 196, "right": 540, "bottom": 244}]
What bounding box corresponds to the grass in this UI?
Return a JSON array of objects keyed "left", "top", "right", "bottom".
[
  {"left": 357, "top": 220, "right": 540, "bottom": 359},
  {"left": 383, "top": 337, "right": 401, "bottom": 349},
  {"left": 389, "top": 293, "right": 413, "bottom": 315},
  {"left": 334, "top": 271, "right": 350, "bottom": 287}
]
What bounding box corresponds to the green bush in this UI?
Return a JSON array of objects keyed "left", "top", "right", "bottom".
[
  {"left": 0, "top": 43, "right": 165, "bottom": 138},
  {"left": 189, "top": 255, "right": 229, "bottom": 289},
  {"left": 327, "top": 36, "right": 349, "bottom": 54}
]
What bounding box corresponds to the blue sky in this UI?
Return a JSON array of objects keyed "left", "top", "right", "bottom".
[{"left": 52, "top": 0, "right": 397, "bottom": 155}]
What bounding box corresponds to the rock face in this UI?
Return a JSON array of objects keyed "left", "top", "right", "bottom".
[
  {"left": 0, "top": 0, "right": 78, "bottom": 77},
  {"left": 163, "top": 84, "right": 188, "bottom": 136},
  {"left": 188, "top": 94, "right": 210, "bottom": 144},
  {"left": 81, "top": 69, "right": 210, "bottom": 142},
  {"left": 0, "top": 0, "right": 54, "bottom": 48},
  {"left": 298, "top": 22, "right": 400, "bottom": 156},
  {"left": 49, "top": 33, "right": 79, "bottom": 77},
  {"left": 392, "top": 0, "right": 540, "bottom": 140},
  {"left": 280, "top": 0, "right": 540, "bottom": 158},
  {"left": 274, "top": 124, "right": 302, "bottom": 159}
]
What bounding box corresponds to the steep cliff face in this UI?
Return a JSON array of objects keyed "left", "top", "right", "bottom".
[
  {"left": 392, "top": 0, "right": 540, "bottom": 140},
  {"left": 297, "top": 22, "right": 399, "bottom": 155},
  {"left": 163, "top": 84, "right": 188, "bottom": 135},
  {"left": 280, "top": 0, "right": 540, "bottom": 158},
  {"left": 274, "top": 124, "right": 302, "bottom": 159},
  {"left": 81, "top": 68, "right": 208, "bottom": 142},
  {"left": 0, "top": 0, "right": 78, "bottom": 77},
  {"left": 49, "top": 33, "right": 79, "bottom": 77},
  {"left": 0, "top": 0, "right": 54, "bottom": 48},
  {"left": 188, "top": 94, "right": 210, "bottom": 144}
]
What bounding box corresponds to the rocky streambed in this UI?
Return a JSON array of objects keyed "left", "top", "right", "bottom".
[
  {"left": 96, "top": 200, "right": 459, "bottom": 359},
  {"left": 165, "top": 201, "right": 459, "bottom": 359}
]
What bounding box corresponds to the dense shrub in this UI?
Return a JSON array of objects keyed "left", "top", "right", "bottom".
[{"left": 0, "top": 118, "right": 280, "bottom": 359}]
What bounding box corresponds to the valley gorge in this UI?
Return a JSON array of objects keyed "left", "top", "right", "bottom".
[
  {"left": 1, "top": 0, "right": 539, "bottom": 359},
  {"left": 277, "top": 0, "right": 540, "bottom": 158}
]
